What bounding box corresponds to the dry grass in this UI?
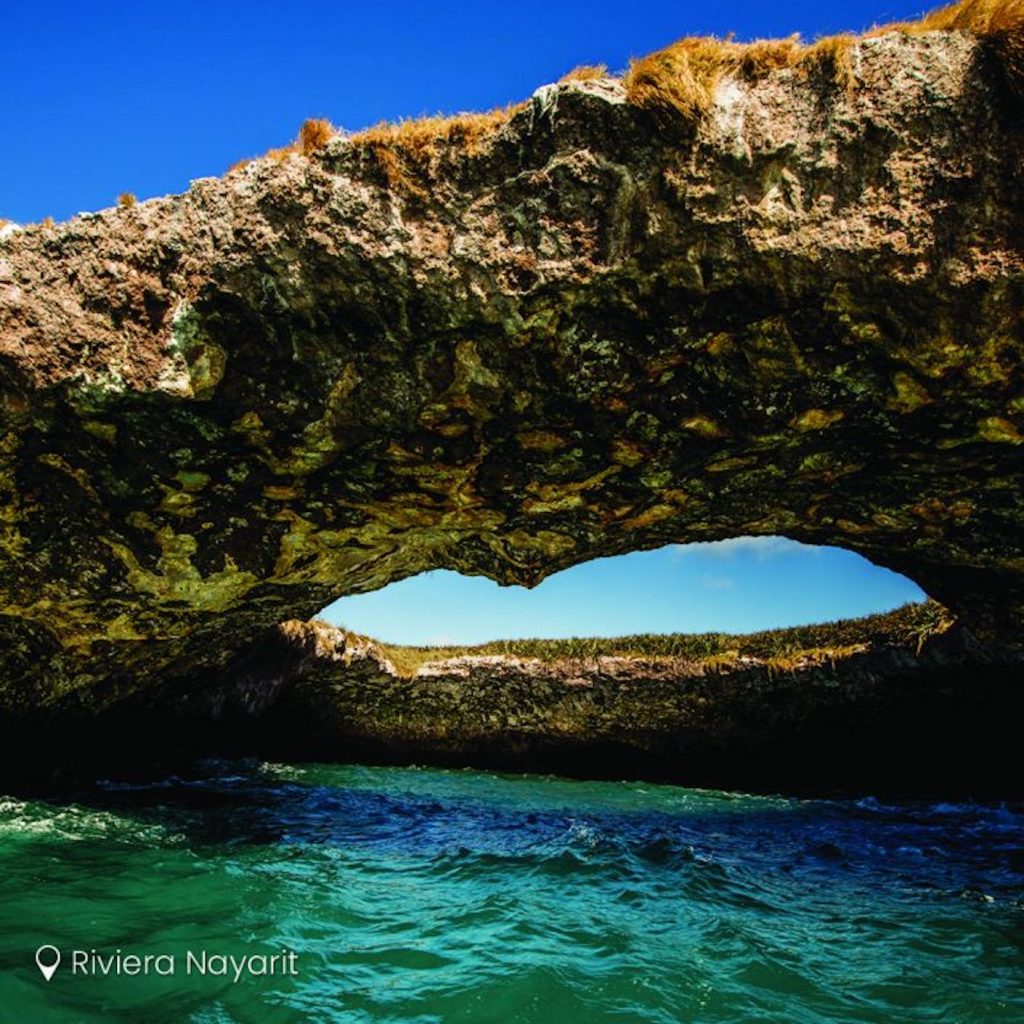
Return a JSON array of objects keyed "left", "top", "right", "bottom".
[
  {"left": 733, "top": 35, "right": 803, "bottom": 77},
  {"left": 365, "top": 601, "right": 953, "bottom": 677},
  {"left": 879, "top": 0, "right": 1024, "bottom": 34},
  {"left": 298, "top": 117, "right": 335, "bottom": 155},
  {"left": 348, "top": 103, "right": 525, "bottom": 195},
  {"left": 229, "top": 117, "right": 338, "bottom": 173},
  {"left": 797, "top": 34, "right": 860, "bottom": 92},
  {"left": 624, "top": 0, "right": 1024, "bottom": 124},
  {"left": 229, "top": 147, "right": 291, "bottom": 173},
  {"left": 559, "top": 64, "right": 609, "bottom": 82},
  {"left": 622, "top": 33, "right": 857, "bottom": 125},
  {"left": 117, "top": 192, "right": 136, "bottom": 208},
  {"left": 227, "top": 1, "right": 1024, "bottom": 183},
  {"left": 625, "top": 37, "right": 735, "bottom": 121},
  {"left": 232, "top": 106, "right": 520, "bottom": 194}
]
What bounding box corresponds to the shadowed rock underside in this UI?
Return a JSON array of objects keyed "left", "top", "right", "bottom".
[{"left": 27, "top": 612, "right": 1020, "bottom": 796}]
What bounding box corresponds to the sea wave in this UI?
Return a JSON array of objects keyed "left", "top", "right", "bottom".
[{"left": 1, "top": 760, "right": 1021, "bottom": 1023}]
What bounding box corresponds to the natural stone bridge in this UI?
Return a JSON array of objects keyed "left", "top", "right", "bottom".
[{"left": 0, "top": 24, "right": 1022, "bottom": 738}]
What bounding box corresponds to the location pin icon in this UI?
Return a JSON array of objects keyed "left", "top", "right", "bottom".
[{"left": 35, "top": 945, "right": 60, "bottom": 982}]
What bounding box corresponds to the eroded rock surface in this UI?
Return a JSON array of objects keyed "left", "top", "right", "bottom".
[
  {"left": 1, "top": 29, "right": 1023, "bottom": 712},
  {"left": 101, "top": 619, "right": 1024, "bottom": 795}
]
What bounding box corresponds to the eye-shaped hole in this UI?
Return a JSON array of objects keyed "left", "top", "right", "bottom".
[{"left": 320, "top": 536, "right": 929, "bottom": 653}]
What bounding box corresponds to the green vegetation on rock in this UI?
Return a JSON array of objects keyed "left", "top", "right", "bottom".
[{"left": 360, "top": 601, "right": 953, "bottom": 677}]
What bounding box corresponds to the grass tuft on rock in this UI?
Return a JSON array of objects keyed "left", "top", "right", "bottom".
[
  {"left": 559, "top": 64, "right": 609, "bottom": 82},
  {"left": 228, "top": 117, "right": 338, "bottom": 173},
  {"left": 623, "top": 0, "right": 1024, "bottom": 123},
  {"left": 347, "top": 104, "right": 525, "bottom": 195},
  {"left": 298, "top": 117, "right": 335, "bottom": 156}
]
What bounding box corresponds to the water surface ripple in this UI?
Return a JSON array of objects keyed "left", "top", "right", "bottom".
[{"left": 0, "top": 760, "right": 1021, "bottom": 1022}]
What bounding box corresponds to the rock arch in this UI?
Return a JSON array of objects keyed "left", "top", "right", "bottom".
[{"left": 0, "top": 27, "right": 1022, "bottom": 720}]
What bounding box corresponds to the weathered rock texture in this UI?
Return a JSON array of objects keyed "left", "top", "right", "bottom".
[
  {"left": 1, "top": 26, "right": 1023, "bottom": 720},
  {"left": 89, "top": 620, "right": 1022, "bottom": 796}
]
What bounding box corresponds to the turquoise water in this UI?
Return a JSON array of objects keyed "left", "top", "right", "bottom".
[{"left": 0, "top": 760, "right": 1021, "bottom": 1023}]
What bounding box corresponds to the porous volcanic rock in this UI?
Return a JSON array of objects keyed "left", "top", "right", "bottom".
[{"left": 0, "top": 27, "right": 1023, "bottom": 719}]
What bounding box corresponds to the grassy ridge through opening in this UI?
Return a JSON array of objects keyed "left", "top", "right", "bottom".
[{"left": 335, "top": 601, "right": 954, "bottom": 677}]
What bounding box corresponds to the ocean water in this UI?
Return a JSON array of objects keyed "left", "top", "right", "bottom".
[{"left": 0, "top": 760, "right": 1021, "bottom": 1023}]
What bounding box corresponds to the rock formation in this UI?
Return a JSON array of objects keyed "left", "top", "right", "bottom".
[
  {"left": 88, "top": 614, "right": 1024, "bottom": 796},
  {"left": 0, "top": 11, "right": 1022, "bottom": 757}
]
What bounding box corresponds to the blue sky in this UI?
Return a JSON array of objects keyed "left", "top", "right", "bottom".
[
  {"left": 3, "top": 0, "right": 935, "bottom": 223},
  {"left": 324, "top": 540, "right": 924, "bottom": 644},
  {"left": 2, "top": 1, "right": 933, "bottom": 640}
]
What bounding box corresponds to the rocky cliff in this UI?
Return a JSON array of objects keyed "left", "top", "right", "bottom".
[
  {"left": 51, "top": 611, "right": 1018, "bottom": 796},
  {"left": 0, "top": 5, "right": 1022, "bottom": 740}
]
